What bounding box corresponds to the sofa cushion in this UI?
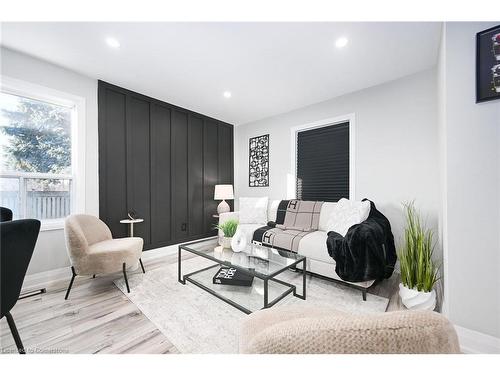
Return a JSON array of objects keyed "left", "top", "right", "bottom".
[
  {"left": 318, "top": 202, "right": 338, "bottom": 232},
  {"left": 267, "top": 200, "right": 280, "bottom": 222},
  {"left": 254, "top": 226, "right": 313, "bottom": 253},
  {"left": 326, "top": 198, "right": 370, "bottom": 236},
  {"left": 297, "top": 231, "right": 334, "bottom": 264},
  {"left": 239, "top": 197, "right": 269, "bottom": 224},
  {"left": 297, "top": 231, "right": 375, "bottom": 287}
]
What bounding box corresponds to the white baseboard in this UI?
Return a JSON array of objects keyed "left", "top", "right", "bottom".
[
  {"left": 455, "top": 325, "right": 500, "bottom": 354},
  {"left": 21, "top": 236, "right": 217, "bottom": 292}
]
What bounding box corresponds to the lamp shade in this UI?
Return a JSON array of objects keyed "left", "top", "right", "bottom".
[{"left": 214, "top": 184, "right": 234, "bottom": 200}]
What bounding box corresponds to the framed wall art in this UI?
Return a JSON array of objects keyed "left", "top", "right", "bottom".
[
  {"left": 476, "top": 24, "right": 500, "bottom": 103},
  {"left": 249, "top": 134, "right": 269, "bottom": 187}
]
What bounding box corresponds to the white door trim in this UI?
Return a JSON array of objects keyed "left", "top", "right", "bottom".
[{"left": 289, "top": 113, "right": 355, "bottom": 200}]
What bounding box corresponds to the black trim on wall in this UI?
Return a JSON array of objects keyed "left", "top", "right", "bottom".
[
  {"left": 150, "top": 103, "right": 172, "bottom": 245},
  {"left": 203, "top": 119, "right": 219, "bottom": 235},
  {"left": 98, "top": 80, "right": 234, "bottom": 250}
]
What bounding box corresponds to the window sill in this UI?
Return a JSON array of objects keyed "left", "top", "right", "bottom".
[{"left": 40, "top": 220, "right": 65, "bottom": 232}]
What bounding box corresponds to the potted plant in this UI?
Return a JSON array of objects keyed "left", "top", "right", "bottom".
[
  {"left": 398, "top": 201, "right": 440, "bottom": 311},
  {"left": 215, "top": 219, "right": 238, "bottom": 249}
]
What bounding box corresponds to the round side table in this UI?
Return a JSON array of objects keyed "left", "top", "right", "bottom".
[{"left": 120, "top": 218, "right": 144, "bottom": 237}]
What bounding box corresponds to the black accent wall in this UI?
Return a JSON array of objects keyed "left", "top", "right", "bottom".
[{"left": 98, "top": 81, "right": 234, "bottom": 250}]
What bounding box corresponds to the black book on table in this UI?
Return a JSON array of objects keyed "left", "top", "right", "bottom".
[{"left": 213, "top": 267, "right": 254, "bottom": 287}]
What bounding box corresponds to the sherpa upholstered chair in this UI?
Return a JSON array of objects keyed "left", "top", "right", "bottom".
[
  {"left": 240, "top": 306, "right": 460, "bottom": 354},
  {"left": 64, "top": 214, "right": 145, "bottom": 299}
]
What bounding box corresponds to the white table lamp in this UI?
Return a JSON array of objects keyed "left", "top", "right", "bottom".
[{"left": 214, "top": 184, "right": 234, "bottom": 214}]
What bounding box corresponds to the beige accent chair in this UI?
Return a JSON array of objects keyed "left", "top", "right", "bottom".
[
  {"left": 240, "top": 306, "right": 460, "bottom": 354},
  {"left": 63, "top": 214, "right": 144, "bottom": 299}
]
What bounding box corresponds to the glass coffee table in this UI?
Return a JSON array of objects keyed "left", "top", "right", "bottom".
[{"left": 178, "top": 238, "right": 306, "bottom": 314}]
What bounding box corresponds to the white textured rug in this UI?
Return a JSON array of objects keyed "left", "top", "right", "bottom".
[{"left": 114, "top": 257, "right": 388, "bottom": 353}]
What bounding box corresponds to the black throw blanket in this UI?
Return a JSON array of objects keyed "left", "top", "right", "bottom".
[{"left": 326, "top": 199, "right": 397, "bottom": 282}]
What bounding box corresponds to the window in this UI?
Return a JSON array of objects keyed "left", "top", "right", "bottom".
[
  {"left": 0, "top": 87, "right": 77, "bottom": 226},
  {"left": 294, "top": 118, "right": 352, "bottom": 202}
]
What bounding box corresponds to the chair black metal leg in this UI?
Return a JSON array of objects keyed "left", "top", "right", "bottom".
[
  {"left": 362, "top": 290, "right": 367, "bottom": 301},
  {"left": 123, "top": 263, "right": 130, "bottom": 293},
  {"left": 19, "top": 288, "right": 46, "bottom": 300},
  {"left": 92, "top": 274, "right": 96, "bottom": 278},
  {"left": 64, "top": 266, "right": 76, "bottom": 300},
  {"left": 5, "top": 312, "right": 25, "bottom": 354},
  {"left": 139, "top": 258, "right": 145, "bottom": 274}
]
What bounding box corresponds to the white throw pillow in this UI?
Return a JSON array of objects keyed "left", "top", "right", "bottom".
[
  {"left": 239, "top": 197, "right": 269, "bottom": 224},
  {"left": 267, "top": 200, "right": 281, "bottom": 222},
  {"left": 318, "top": 202, "right": 338, "bottom": 232},
  {"left": 326, "top": 198, "right": 371, "bottom": 236}
]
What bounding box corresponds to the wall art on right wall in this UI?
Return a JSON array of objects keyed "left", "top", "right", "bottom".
[{"left": 476, "top": 24, "right": 500, "bottom": 103}]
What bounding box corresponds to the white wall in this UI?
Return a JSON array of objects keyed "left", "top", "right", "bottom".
[
  {"left": 1, "top": 47, "right": 99, "bottom": 274},
  {"left": 440, "top": 22, "right": 500, "bottom": 339},
  {"left": 235, "top": 68, "right": 439, "bottom": 251}
]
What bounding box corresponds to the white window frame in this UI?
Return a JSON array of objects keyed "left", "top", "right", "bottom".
[
  {"left": 289, "top": 113, "right": 355, "bottom": 200},
  {"left": 0, "top": 76, "right": 86, "bottom": 231}
]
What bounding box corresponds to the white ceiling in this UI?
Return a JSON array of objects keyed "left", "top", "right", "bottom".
[{"left": 0, "top": 22, "right": 441, "bottom": 125}]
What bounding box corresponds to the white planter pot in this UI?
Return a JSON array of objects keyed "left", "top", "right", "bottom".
[
  {"left": 222, "top": 236, "right": 233, "bottom": 249},
  {"left": 399, "top": 283, "right": 436, "bottom": 311}
]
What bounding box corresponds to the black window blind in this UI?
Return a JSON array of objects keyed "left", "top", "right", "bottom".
[{"left": 296, "top": 122, "right": 349, "bottom": 202}]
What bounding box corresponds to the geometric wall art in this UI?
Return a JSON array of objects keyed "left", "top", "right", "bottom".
[
  {"left": 249, "top": 134, "right": 269, "bottom": 187},
  {"left": 476, "top": 24, "right": 500, "bottom": 103}
]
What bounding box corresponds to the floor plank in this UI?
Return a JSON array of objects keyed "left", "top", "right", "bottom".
[{"left": 1, "top": 257, "right": 175, "bottom": 354}]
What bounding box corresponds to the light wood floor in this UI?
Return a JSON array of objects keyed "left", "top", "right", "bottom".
[{"left": 0, "top": 251, "right": 431, "bottom": 354}]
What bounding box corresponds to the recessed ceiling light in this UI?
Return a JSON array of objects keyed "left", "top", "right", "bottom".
[
  {"left": 223, "top": 91, "right": 232, "bottom": 99},
  {"left": 105, "top": 37, "right": 120, "bottom": 49},
  {"left": 335, "top": 37, "right": 348, "bottom": 48}
]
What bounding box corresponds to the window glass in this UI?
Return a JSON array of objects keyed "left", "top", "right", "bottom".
[
  {"left": 0, "top": 92, "right": 72, "bottom": 174},
  {"left": 0, "top": 91, "right": 74, "bottom": 221}
]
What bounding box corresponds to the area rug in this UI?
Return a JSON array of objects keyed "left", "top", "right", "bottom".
[{"left": 114, "top": 256, "right": 388, "bottom": 353}]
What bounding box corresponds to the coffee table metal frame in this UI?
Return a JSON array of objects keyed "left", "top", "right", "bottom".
[{"left": 178, "top": 238, "right": 307, "bottom": 315}]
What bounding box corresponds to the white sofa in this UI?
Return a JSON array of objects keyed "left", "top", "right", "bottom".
[{"left": 219, "top": 200, "right": 375, "bottom": 296}]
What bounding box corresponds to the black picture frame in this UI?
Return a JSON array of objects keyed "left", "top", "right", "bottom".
[
  {"left": 248, "top": 134, "right": 269, "bottom": 187},
  {"left": 476, "top": 24, "right": 500, "bottom": 103}
]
